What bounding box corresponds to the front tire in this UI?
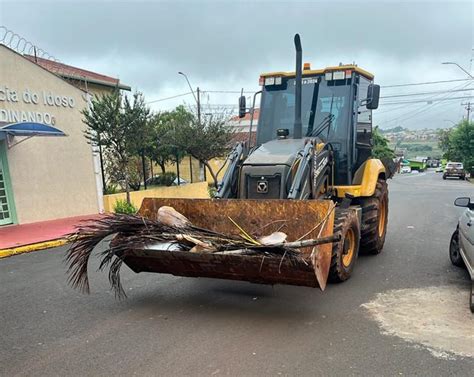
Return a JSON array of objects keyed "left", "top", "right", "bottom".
[
  {"left": 358, "top": 179, "right": 388, "bottom": 255},
  {"left": 449, "top": 229, "right": 465, "bottom": 267},
  {"left": 328, "top": 208, "right": 360, "bottom": 283}
]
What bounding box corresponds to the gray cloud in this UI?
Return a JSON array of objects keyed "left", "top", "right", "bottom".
[{"left": 1, "top": 0, "right": 473, "bottom": 129}]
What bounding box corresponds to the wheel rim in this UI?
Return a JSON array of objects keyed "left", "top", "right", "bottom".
[
  {"left": 342, "top": 228, "right": 355, "bottom": 267},
  {"left": 378, "top": 198, "right": 387, "bottom": 237}
]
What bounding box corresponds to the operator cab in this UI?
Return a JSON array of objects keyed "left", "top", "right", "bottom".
[{"left": 242, "top": 64, "right": 379, "bottom": 186}]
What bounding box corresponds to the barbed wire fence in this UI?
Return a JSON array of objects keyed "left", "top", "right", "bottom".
[{"left": 0, "top": 25, "right": 92, "bottom": 89}]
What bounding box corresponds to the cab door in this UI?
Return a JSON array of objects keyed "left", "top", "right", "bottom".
[{"left": 458, "top": 208, "right": 474, "bottom": 268}]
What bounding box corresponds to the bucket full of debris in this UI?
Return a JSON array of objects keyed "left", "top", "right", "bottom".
[{"left": 65, "top": 198, "right": 337, "bottom": 298}]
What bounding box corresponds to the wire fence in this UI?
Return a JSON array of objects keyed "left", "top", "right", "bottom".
[{"left": 0, "top": 25, "right": 90, "bottom": 88}]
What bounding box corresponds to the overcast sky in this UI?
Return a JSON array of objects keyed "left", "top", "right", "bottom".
[{"left": 1, "top": 0, "right": 473, "bottom": 129}]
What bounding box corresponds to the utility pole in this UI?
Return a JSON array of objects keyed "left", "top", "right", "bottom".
[
  {"left": 462, "top": 102, "right": 472, "bottom": 122},
  {"left": 197, "top": 87, "right": 201, "bottom": 125}
]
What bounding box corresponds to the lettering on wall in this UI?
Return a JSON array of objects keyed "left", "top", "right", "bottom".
[{"left": 0, "top": 85, "right": 77, "bottom": 125}]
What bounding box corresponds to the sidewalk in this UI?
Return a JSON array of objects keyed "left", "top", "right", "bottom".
[{"left": 0, "top": 214, "right": 102, "bottom": 258}]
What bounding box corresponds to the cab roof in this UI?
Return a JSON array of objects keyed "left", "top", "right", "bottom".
[{"left": 260, "top": 64, "right": 374, "bottom": 81}]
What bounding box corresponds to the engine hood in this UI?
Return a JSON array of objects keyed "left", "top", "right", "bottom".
[{"left": 243, "top": 139, "right": 306, "bottom": 166}]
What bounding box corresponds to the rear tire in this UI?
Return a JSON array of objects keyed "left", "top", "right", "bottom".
[
  {"left": 443, "top": 174, "right": 447, "bottom": 180},
  {"left": 328, "top": 208, "right": 360, "bottom": 283},
  {"left": 449, "top": 229, "right": 465, "bottom": 267},
  {"left": 358, "top": 179, "right": 388, "bottom": 255}
]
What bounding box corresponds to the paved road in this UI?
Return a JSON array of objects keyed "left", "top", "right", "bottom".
[{"left": 1, "top": 170, "right": 473, "bottom": 376}]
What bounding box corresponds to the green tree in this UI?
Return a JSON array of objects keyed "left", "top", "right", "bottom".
[
  {"left": 437, "top": 128, "right": 459, "bottom": 161},
  {"left": 148, "top": 106, "right": 192, "bottom": 174},
  {"left": 82, "top": 91, "right": 151, "bottom": 203},
  {"left": 372, "top": 126, "right": 395, "bottom": 159},
  {"left": 449, "top": 120, "right": 474, "bottom": 172},
  {"left": 174, "top": 107, "right": 234, "bottom": 187}
]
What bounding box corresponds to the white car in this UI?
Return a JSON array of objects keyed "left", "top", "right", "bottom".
[
  {"left": 400, "top": 166, "right": 411, "bottom": 174},
  {"left": 450, "top": 197, "right": 474, "bottom": 312}
]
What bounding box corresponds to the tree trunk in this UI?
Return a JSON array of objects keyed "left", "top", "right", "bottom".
[
  {"left": 141, "top": 151, "right": 147, "bottom": 190},
  {"left": 158, "top": 161, "right": 166, "bottom": 174},
  {"left": 123, "top": 159, "right": 131, "bottom": 204},
  {"left": 202, "top": 160, "right": 218, "bottom": 188}
]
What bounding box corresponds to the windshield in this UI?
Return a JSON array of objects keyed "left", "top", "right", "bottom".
[
  {"left": 257, "top": 77, "right": 352, "bottom": 144},
  {"left": 257, "top": 76, "right": 353, "bottom": 184}
]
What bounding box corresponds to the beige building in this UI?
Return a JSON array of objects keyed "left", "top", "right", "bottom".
[{"left": 0, "top": 45, "right": 129, "bottom": 226}]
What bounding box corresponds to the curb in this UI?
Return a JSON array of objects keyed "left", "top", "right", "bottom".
[{"left": 0, "top": 239, "right": 69, "bottom": 259}]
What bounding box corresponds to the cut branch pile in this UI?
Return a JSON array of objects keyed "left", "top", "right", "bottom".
[{"left": 65, "top": 206, "right": 337, "bottom": 298}]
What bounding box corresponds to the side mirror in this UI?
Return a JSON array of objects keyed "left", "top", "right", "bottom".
[
  {"left": 366, "top": 84, "right": 380, "bottom": 110},
  {"left": 454, "top": 197, "right": 471, "bottom": 208},
  {"left": 238, "top": 96, "right": 246, "bottom": 118}
]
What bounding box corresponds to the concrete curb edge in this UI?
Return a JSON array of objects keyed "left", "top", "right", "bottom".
[{"left": 0, "top": 239, "right": 69, "bottom": 259}]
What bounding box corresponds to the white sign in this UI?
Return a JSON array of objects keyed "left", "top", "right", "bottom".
[
  {"left": 0, "top": 85, "right": 77, "bottom": 126},
  {"left": 0, "top": 86, "right": 76, "bottom": 108}
]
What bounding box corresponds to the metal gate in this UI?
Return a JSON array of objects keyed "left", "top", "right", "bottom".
[{"left": 0, "top": 154, "right": 12, "bottom": 225}]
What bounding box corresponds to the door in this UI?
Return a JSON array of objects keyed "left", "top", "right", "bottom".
[
  {"left": 458, "top": 208, "right": 474, "bottom": 268},
  {"left": 0, "top": 152, "right": 13, "bottom": 225}
]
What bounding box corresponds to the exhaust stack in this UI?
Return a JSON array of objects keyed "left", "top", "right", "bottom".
[{"left": 293, "top": 33, "right": 303, "bottom": 139}]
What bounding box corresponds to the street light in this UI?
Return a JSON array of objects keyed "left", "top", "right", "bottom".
[
  {"left": 441, "top": 62, "right": 474, "bottom": 79},
  {"left": 178, "top": 71, "right": 201, "bottom": 124},
  {"left": 178, "top": 71, "right": 202, "bottom": 184},
  {"left": 178, "top": 71, "right": 198, "bottom": 103}
]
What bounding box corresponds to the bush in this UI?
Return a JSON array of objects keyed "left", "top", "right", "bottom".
[
  {"left": 113, "top": 199, "right": 137, "bottom": 214},
  {"left": 160, "top": 172, "right": 177, "bottom": 186},
  {"left": 208, "top": 185, "right": 217, "bottom": 198},
  {"left": 146, "top": 172, "right": 177, "bottom": 187},
  {"left": 104, "top": 184, "right": 118, "bottom": 195}
]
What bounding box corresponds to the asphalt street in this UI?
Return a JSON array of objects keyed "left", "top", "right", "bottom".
[{"left": 1, "top": 170, "right": 473, "bottom": 376}]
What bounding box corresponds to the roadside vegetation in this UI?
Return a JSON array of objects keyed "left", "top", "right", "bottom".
[
  {"left": 438, "top": 120, "right": 474, "bottom": 174},
  {"left": 372, "top": 126, "right": 395, "bottom": 159},
  {"left": 82, "top": 91, "right": 234, "bottom": 202}
]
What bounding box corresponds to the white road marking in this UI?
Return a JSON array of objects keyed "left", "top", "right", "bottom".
[{"left": 362, "top": 286, "right": 473, "bottom": 360}]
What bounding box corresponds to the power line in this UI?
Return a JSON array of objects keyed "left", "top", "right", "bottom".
[
  {"left": 147, "top": 78, "right": 474, "bottom": 106},
  {"left": 380, "top": 87, "right": 474, "bottom": 99},
  {"left": 380, "top": 95, "right": 474, "bottom": 106},
  {"left": 202, "top": 90, "right": 255, "bottom": 94},
  {"left": 146, "top": 91, "right": 193, "bottom": 104},
  {"left": 381, "top": 78, "right": 473, "bottom": 88},
  {"left": 378, "top": 81, "right": 473, "bottom": 125}
]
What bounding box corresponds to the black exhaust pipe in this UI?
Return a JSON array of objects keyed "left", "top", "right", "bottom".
[{"left": 293, "top": 34, "right": 303, "bottom": 139}]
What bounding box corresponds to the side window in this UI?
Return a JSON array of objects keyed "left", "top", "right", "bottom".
[{"left": 357, "top": 77, "right": 372, "bottom": 133}]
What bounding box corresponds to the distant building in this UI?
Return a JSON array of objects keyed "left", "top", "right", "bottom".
[{"left": 228, "top": 109, "right": 259, "bottom": 146}]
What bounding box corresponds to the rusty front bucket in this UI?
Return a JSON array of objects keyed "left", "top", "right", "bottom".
[{"left": 121, "top": 198, "right": 335, "bottom": 290}]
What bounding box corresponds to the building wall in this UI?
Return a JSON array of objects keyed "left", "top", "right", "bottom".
[
  {"left": 103, "top": 182, "right": 210, "bottom": 212},
  {"left": 0, "top": 46, "right": 100, "bottom": 224}
]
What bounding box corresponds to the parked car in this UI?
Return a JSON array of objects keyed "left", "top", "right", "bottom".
[
  {"left": 435, "top": 165, "right": 444, "bottom": 173},
  {"left": 449, "top": 197, "right": 474, "bottom": 312},
  {"left": 172, "top": 177, "right": 188, "bottom": 186},
  {"left": 443, "top": 162, "right": 466, "bottom": 180},
  {"left": 400, "top": 166, "right": 412, "bottom": 174}
]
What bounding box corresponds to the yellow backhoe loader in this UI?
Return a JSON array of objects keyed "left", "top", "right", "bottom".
[
  {"left": 68, "top": 34, "right": 393, "bottom": 295},
  {"left": 118, "top": 34, "right": 393, "bottom": 292}
]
